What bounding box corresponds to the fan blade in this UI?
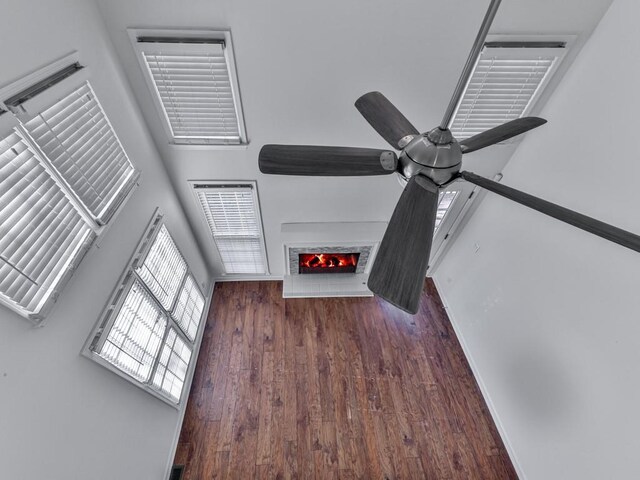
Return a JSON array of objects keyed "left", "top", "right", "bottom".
[
  {"left": 368, "top": 175, "right": 439, "bottom": 314},
  {"left": 259, "top": 145, "right": 397, "bottom": 176},
  {"left": 355, "top": 92, "right": 420, "bottom": 149},
  {"left": 460, "top": 117, "right": 547, "bottom": 154},
  {"left": 460, "top": 171, "right": 640, "bottom": 253}
]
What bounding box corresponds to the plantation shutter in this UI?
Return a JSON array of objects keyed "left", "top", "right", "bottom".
[
  {"left": 450, "top": 46, "right": 563, "bottom": 139},
  {"left": 195, "top": 184, "right": 267, "bottom": 274},
  {"left": 0, "top": 130, "right": 95, "bottom": 315},
  {"left": 23, "top": 82, "right": 137, "bottom": 224},
  {"left": 140, "top": 41, "right": 241, "bottom": 141}
]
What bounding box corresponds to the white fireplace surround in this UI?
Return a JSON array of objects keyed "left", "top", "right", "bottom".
[{"left": 281, "top": 222, "right": 387, "bottom": 298}]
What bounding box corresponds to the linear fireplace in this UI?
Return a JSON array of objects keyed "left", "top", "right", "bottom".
[
  {"left": 287, "top": 245, "right": 372, "bottom": 275},
  {"left": 282, "top": 222, "right": 387, "bottom": 298},
  {"left": 298, "top": 253, "right": 360, "bottom": 274}
]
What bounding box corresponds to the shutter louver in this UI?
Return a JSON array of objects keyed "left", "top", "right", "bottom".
[
  {"left": 450, "top": 47, "right": 561, "bottom": 140},
  {"left": 196, "top": 186, "right": 267, "bottom": 274},
  {"left": 24, "top": 82, "right": 137, "bottom": 224},
  {"left": 135, "top": 224, "right": 187, "bottom": 310},
  {"left": 0, "top": 130, "right": 94, "bottom": 315},
  {"left": 98, "top": 279, "right": 167, "bottom": 382},
  {"left": 141, "top": 42, "right": 241, "bottom": 142},
  {"left": 152, "top": 327, "right": 192, "bottom": 402},
  {"left": 172, "top": 274, "right": 205, "bottom": 341}
]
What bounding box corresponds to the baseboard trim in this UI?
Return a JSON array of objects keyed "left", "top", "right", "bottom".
[{"left": 432, "top": 276, "right": 527, "bottom": 480}]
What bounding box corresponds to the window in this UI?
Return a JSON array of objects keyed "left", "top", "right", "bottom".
[
  {"left": 193, "top": 181, "right": 268, "bottom": 275},
  {"left": 84, "top": 211, "right": 206, "bottom": 405},
  {"left": 98, "top": 278, "right": 167, "bottom": 383},
  {"left": 135, "top": 224, "right": 187, "bottom": 310},
  {"left": 0, "top": 130, "right": 95, "bottom": 319},
  {"left": 434, "top": 190, "right": 460, "bottom": 233},
  {"left": 131, "top": 29, "right": 247, "bottom": 145},
  {"left": 172, "top": 274, "right": 205, "bottom": 341},
  {"left": 449, "top": 41, "right": 568, "bottom": 140},
  {"left": 22, "top": 82, "right": 137, "bottom": 224},
  {"left": 0, "top": 56, "right": 139, "bottom": 321},
  {"left": 152, "top": 328, "right": 192, "bottom": 402}
]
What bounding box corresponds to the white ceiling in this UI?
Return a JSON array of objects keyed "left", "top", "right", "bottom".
[{"left": 95, "top": 0, "right": 613, "bottom": 277}]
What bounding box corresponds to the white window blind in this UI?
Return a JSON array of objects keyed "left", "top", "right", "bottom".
[
  {"left": 24, "top": 82, "right": 137, "bottom": 223},
  {"left": 195, "top": 184, "right": 268, "bottom": 274},
  {"left": 215, "top": 237, "right": 266, "bottom": 275},
  {"left": 152, "top": 327, "right": 192, "bottom": 402},
  {"left": 135, "top": 224, "right": 187, "bottom": 310},
  {"left": 172, "top": 274, "right": 205, "bottom": 341},
  {"left": 0, "top": 129, "right": 95, "bottom": 316},
  {"left": 97, "top": 279, "right": 167, "bottom": 383},
  {"left": 450, "top": 45, "right": 564, "bottom": 140},
  {"left": 139, "top": 39, "right": 244, "bottom": 143}
]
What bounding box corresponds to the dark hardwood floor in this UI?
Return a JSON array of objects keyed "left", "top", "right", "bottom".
[{"left": 174, "top": 280, "right": 517, "bottom": 479}]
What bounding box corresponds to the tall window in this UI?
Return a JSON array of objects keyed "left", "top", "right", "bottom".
[
  {"left": 449, "top": 41, "right": 567, "bottom": 140},
  {"left": 84, "top": 211, "right": 206, "bottom": 405},
  {"left": 131, "top": 29, "right": 247, "bottom": 145},
  {"left": 22, "top": 82, "right": 137, "bottom": 224},
  {"left": 0, "top": 57, "right": 139, "bottom": 322},
  {"left": 193, "top": 181, "right": 269, "bottom": 275}
]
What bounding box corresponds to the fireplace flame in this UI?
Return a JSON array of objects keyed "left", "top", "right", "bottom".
[{"left": 299, "top": 253, "right": 358, "bottom": 269}]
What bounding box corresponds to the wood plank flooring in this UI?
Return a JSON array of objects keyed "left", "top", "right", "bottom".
[{"left": 174, "top": 280, "right": 517, "bottom": 479}]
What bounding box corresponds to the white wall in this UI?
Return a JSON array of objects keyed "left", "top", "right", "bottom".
[
  {"left": 96, "top": 0, "right": 612, "bottom": 279},
  {"left": 434, "top": 0, "right": 640, "bottom": 478},
  {"left": 0, "top": 1, "right": 211, "bottom": 479}
]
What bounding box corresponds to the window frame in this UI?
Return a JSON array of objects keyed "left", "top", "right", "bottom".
[
  {"left": 128, "top": 28, "right": 248, "bottom": 146},
  {"left": 82, "top": 209, "right": 210, "bottom": 407}
]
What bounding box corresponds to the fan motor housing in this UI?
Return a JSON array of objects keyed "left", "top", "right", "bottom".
[{"left": 399, "top": 128, "right": 462, "bottom": 185}]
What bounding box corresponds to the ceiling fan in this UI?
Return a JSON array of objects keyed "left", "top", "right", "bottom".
[{"left": 258, "top": 0, "right": 640, "bottom": 314}]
